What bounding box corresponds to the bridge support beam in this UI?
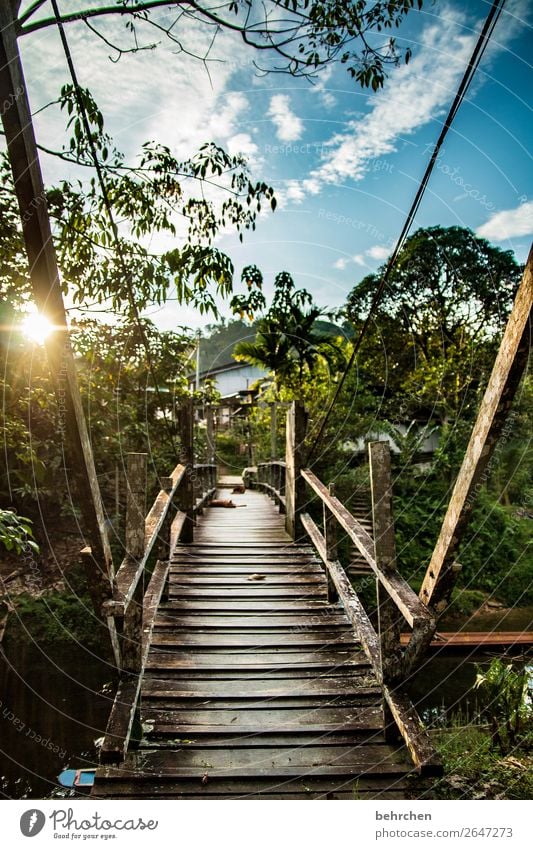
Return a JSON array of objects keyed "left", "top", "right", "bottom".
[
  {"left": 420, "top": 247, "right": 532, "bottom": 614},
  {"left": 0, "top": 2, "right": 118, "bottom": 661},
  {"left": 285, "top": 401, "right": 307, "bottom": 540},
  {"left": 121, "top": 453, "right": 147, "bottom": 674}
]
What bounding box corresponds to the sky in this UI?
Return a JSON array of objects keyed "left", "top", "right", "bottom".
[{"left": 11, "top": 0, "right": 533, "bottom": 331}]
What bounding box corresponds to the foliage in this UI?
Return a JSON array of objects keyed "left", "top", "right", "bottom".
[
  {"left": 0, "top": 509, "right": 39, "bottom": 555},
  {"left": 233, "top": 268, "right": 345, "bottom": 392},
  {"left": 199, "top": 319, "right": 259, "bottom": 371},
  {"left": 3, "top": 590, "right": 111, "bottom": 654},
  {"left": 19, "top": 1, "right": 425, "bottom": 92},
  {"left": 345, "top": 226, "right": 522, "bottom": 421},
  {"left": 1, "top": 84, "right": 274, "bottom": 315},
  {"left": 474, "top": 658, "right": 532, "bottom": 754},
  {"left": 393, "top": 477, "right": 533, "bottom": 605},
  {"left": 433, "top": 723, "right": 533, "bottom": 800}
]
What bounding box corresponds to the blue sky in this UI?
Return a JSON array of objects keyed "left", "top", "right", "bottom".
[{"left": 14, "top": 0, "right": 533, "bottom": 330}]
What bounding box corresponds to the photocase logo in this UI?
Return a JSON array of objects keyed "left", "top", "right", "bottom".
[{"left": 20, "top": 810, "right": 46, "bottom": 837}]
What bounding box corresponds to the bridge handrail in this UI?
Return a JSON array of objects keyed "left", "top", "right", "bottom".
[
  {"left": 301, "top": 468, "right": 432, "bottom": 630},
  {"left": 255, "top": 460, "right": 287, "bottom": 510},
  {"left": 103, "top": 462, "right": 216, "bottom": 617},
  {"left": 98, "top": 457, "right": 216, "bottom": 763}
]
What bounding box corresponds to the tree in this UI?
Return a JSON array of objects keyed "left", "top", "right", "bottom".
[
  {"left": 17, "top": 1, "right": 424, "bottom": 92},
  {"left": 0, "top": 84, "right": 275, "bottom": 315},
  {"left": 233, "top": 268, "right": 344, "bottom": 391},
  {"left": 345, "top": 226, "right": 522, "bottom": 421}
]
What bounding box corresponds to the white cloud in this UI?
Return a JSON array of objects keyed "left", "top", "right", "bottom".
[
  {"left": 477, "top": 202, "right": 533, "bottom": 240},
  {"left": 352, "top": 254, "right": 366, "bottom": 266},
  {"left": 333, "top": 258, "right": 349, "bottom": 270},
  {"left": 268, "top": 94, "right": 303, "bottom": 142},
  {"left": 285, "top": 182, "right": 306, "bottom": 202},
  {"left": 19, "top": 14, "right": 253, "bottom": 176},
  {"left": 226, "top": 132, "right": 259, "bottom": 159},
  {"left": 283, "top": 7, "right": 481, "bottom": 202},
  {"left": 366, "top": 245, "right": 390, "bottom": 261}
]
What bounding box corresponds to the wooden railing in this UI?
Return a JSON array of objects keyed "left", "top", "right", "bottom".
[
  {"left": 99, "top": 430, "right": 216, "bottom": 762},
  {"left": 256, "top": 460, "right": 286, "bottom": 511},
  {"left": 258, "top": 401, "right": 440, "bottom": 774}
]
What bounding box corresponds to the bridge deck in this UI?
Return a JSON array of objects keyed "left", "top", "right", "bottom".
[{"left": 93, "top": 489, "right": 427, "bottom": 799}]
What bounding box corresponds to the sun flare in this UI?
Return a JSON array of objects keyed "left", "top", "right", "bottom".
[{"left": 21, "top": 312, "right": 54, "bottom": 345}]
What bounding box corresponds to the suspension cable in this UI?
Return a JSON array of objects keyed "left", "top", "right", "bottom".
[{"left": 305, "top": 0, "right": 506, "bottom": 465}]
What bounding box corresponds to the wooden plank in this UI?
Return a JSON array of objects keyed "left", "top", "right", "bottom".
[
  {"left": 285, "top": 401, "right": 307, "bottom": 539},
  {"left": 167, "top": 589, "right": 327, "bottom": 600},
  {"left": 121, "top": 453, "right": 147, "bottom": 673},
  {"left": 150, "top": 630, "right": 357, "bottom": 648},
  {"left": 96, "top": 744, "right": 411, "bottom": 777},
  {"left": 140, "top": 694, "right": 382, "bottom": 711},
  {"left": 145, "top": 650, "right": 368, "bottom": 670},
  {"left": 139, "top": 706, "right": 382, "bottom": 730},
  {"left": 153, "top": 614, "right": 349, "bottom": 629},
  {"left": 178, "top": 400, "right": 194, "bottom": 543},
  {"left": 420, "top": 248, "right": 533, "bottom": 613},
  {"left": 141, "top": 677, "right": 379, "bottom": 699},
  {"left": 383, "top": 686, "right": 442, "bottom": 776},
  {"left": 302, "top": 471, "right": 431, "bottom": 629},
  {"left": 400, "top": 631, "right": 533, "bottom": 647},
  {"left": 162, "top": 597, "right": 331, "bottom": 607},
  {"left": 93, "top": 773, "right": 425, "bottom": 798},
  {"left": 369, "top": 441, "right": 404, "bottom": 685},
  {"left": 169, "top": 575, "right": 325, "bottom": 585},
  {"left": 140, "top": 732, "right": 384, "bottom": 747}
]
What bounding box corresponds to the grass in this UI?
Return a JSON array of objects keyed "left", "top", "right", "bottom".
[{"left": 431, "top": 723, "right": 533, "bottom": 800}]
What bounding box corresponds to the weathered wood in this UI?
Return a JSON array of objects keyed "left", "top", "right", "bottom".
[
  {"left": 121, "top": 453, "right": 147, "bottom": 673},
  {"left": 178, "top": 401, "right": 194, "bottom": 543},
  {"left": 369, "top": 442, "right": 404, "bottom": 696},
  {"left": 104, "top": 464, "right": 186, "bottom": 615},
  {"left": 383, "top": 686, "right": 442, "bottom": 776},
  {"left": 301, "top": 513, "right": 381, "bottom": 671},
  {"left": 157, "top": 476, "right": 174, "bottom": 562},
  {"left": 100, "top": 559, "right": 169, "bottom": 763},
  {"left": 420, "top": 248, "right": 533, "bottom": 613},
  {"left": 125, "top": 453, "right": 147, "bottom": 560},
  {"left": 96, "top": 487, "right": 440, "bottom": 795},
  {"left": 285, "top": 401, "right": 307, "bottom": 539},
  {"left": 206, "top": 405, "right": 215, "bottom": 464},
  {"left": 0, "top": 5, "right": 117, "bottom": 659},
  {"left": 302, "top": 469, "right": 431, "bottom": 630},
  {"left": 324, "top": 482, "right": 339, "bottom": 602}
]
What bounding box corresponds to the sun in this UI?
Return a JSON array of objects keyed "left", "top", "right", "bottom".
[{"left": 21, "top": 312, "right": 54, "bottom": 345}]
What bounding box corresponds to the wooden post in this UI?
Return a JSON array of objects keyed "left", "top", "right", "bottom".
[
  {"left": 206, "top": 404, "right": 215, "bottom": 464},
  {"left": 369, "top": 441, "right": 404, "bottom": 740},
  {"left": 0, "top": 4, "right": 116, "bottom": 646},
  {"left": 420, "top": 248, "right": 533, "bottom": 614},
  {"left": 324, "top": 483, "right": 339, "bottom": 602},
  {"left": 270, "top": 402, "right": 277, "bottom": 460},
  {"left": 178, "top": 400, "right": 194, "bottom": 543},
  {"left": 285, "top": 401, "right": 307, "bottom": 539},
  {"left": 122, "top": 453, "right": 146, "bottom": 673},
  {"left": 159, "top": 476, "right": 173, "bottom": 602}
]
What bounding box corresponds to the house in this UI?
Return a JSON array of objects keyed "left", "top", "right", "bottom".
[{"left": 189, "top": 360, "right": 268, "bottom": 426}]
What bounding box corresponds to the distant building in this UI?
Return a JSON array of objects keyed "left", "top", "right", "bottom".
[{"left": 189, "top": 360, "right": 268, "bottom": 426}]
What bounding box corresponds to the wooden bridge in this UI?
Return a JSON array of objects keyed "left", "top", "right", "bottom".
[{"left": 91, "top": 404, "right": 442, "bottom": 800}]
